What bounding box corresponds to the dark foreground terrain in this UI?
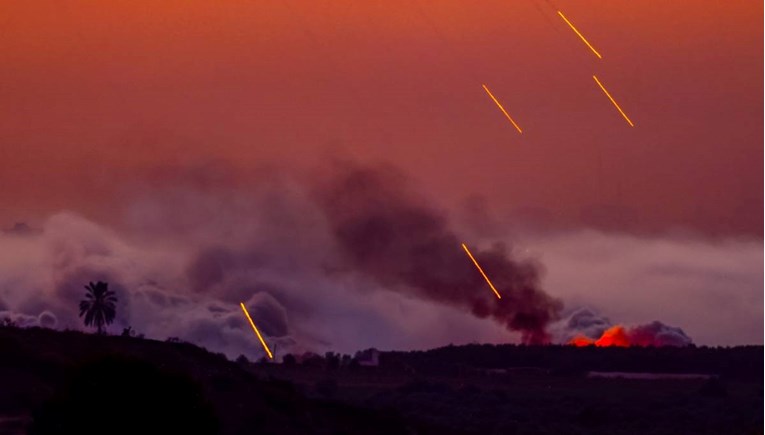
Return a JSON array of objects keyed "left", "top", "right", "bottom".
[{"left": 0, "top": 326, "right": 761, "bottom": 435}]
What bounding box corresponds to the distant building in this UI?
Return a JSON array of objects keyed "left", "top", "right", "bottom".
[{"left": 354, "top": 348, "right": 380, "bottom": 367}]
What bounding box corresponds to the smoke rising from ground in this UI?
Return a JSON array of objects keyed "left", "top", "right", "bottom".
[
  {"left": 526, "top": 230, "right": 763, "bottom": 346},
  {"left": 0, "top": 163, "right": 761, "bottom": 358},
  {"left": 314, "top": 164, "right": 562, "bottom": 343},
  {"left": 553, "top": 308, "right": 693, "bottom": 347}
]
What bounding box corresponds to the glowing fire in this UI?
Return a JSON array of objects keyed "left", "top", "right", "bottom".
[
  {"left": 570, "top": 335, "right": 597, "bottom": 347},
  {"left": 569, "top": 321, "right": 692, "bottom": 347},
  {"left": 570, "top": 325, "right": 631, "bottom": 347}
]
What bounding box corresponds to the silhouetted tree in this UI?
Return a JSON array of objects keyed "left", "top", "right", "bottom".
[
  {"left": 341, "top": 354, "right": 352, "bottom": 367},
  {"left": 301, "top": 354, "right": 325, "bottom": 369},
  {"left": 78, "top": 281, "right": 117, "bottom": 334},
  {"left": 282, "top": 354, "right": 297, "bottom": 367},
  {"left": 325, "top": 352, "right": 340, "bottom": 370}
]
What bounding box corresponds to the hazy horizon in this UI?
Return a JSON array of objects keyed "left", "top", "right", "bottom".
[{"left": 0, "top": 1, "right": 761, "bottom": 359}]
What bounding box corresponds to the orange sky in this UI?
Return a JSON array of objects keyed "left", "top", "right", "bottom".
[{"left": 0, "top": 0, "right": 762, "bottom": 236}]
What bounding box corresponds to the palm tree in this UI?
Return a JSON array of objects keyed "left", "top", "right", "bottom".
[{"left": 79, "top": 281, "right": 118, "bottom": 334}]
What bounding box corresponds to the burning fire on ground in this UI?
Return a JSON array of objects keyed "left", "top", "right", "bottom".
[
  {"left": 570, "top": 325, "right": 630, "bottom": 347},
  {"left": 569, "top": 322, "right": 692, "bottom": 347}
]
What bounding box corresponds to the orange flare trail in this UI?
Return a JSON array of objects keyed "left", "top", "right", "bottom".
[
  {"left": 482, "top": 84, "right": 523, "bottom": 134},
  {"left": 461, "top": 243, "right": 502, "bottom": 299},
  {"left": 240, "top": 302, "right": 274, "bottom": 359},
  {"left": 593, "top": 75, "right": 635, "bottom": 127},
  {"left": 557, "top": 11, "right": 602, "bottom": 59}
]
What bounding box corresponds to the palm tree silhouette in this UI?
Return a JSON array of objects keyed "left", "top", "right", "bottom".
[{"left": 79, "top": 281, "right": 118, "bottom": 334}]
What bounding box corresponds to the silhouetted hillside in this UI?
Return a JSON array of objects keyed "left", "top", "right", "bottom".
[
  {"left": 382, "top": 343, "right": 764, "bottom": 380},
  {"left": 0, "top": 326, "right": 449, "bottom": 435},
  {"left": 0, "top": 325, "right": 762, "bottom": 435}
]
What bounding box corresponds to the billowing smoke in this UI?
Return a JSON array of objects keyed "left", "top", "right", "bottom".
[
  {"left": 0, "top": 310, "right": 57, "bottom": 329},
  {"left": 0, "top": 209, "right": 311, "bottom": 360},
  {"left": 557, "top": 308, "right": 693, "bottom": 347},
  {"left": 315, "top": 164, "right": 562, "bottom": 343},
  {"left": 0, "top": 161, "right": 759, "bottom": 358},
  {"left": 627, "top": 322, "right": 692, "bottom": 346},
  {"left": 1, "top": 162, "right": 559, "bottom": 357},
  {"left": 553, "top": 308, "right": 612, "bottom": 343}
]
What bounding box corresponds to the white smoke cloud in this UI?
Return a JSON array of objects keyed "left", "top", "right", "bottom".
[
  {"left": 549, "top": 308, "right": 693, "bottom": 346},
  {"left": 518, "top": 230, "right": 763, "bottom": 346},
  {"left": 0, "top": 168, "right": 760, "bottom": 360},
  {"left": 0, "top": 206, "right": 510, "bottom": 360},
  {"left": 550, "top": 307, "right": 612, "bottom": 343}
]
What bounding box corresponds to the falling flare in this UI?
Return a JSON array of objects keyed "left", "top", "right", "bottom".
[
  {"left": 482, "top": 84, "right": 523, "bottom": 134},
  {"left": 240, "top": 302, "right": 274, "bottom": 359},
  {"left": 593, "top": 75, "right": 635, "bottom": 127},
  {"left": 557, "top": 11, "right": 602, "bottom": 59},
  {"left": 461, "top": 243, "right": 502, "bottom": 299}
]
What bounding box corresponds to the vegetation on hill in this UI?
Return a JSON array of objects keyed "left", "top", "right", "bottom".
[
  {"left": 0, "top": 325, "right": 761, "bottom": 435},
  {"left": 0, "top": 326, "right": 449, "bottom": 435},
  {"left": 382, "top": 343, "right": 764, "bottom": 380},
  {"left": 78, "top": 281, "right": 117, "bottom": 335}
]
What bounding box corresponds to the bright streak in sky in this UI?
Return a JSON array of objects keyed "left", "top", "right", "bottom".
[
  {"left": 593, "top": 75, "right": 635, "bottom": 127},
  {"left": 557, "top": 11, "right": 603, "bottom": 59},
  {"left": 240, "top": 302, "right": 274, "bottom": 359},
  {"left": 461, "top": 243, "right": 502, "bottom": 299},
  {"left": 482, "top": 84, "right": 523, "bottom": 134}
]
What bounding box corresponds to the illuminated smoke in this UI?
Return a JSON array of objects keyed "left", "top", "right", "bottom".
[
  {"left": 569, "top": 322, "right": 693, "bottom": 347},
  {"left": 0, "top": 310, "right": 57, "bottom": 328},
  {"left": 2, "top": 162, "right": 750, "bottom": 358},
  {"left": 555, "top": 307, "right": 611, "bottom": 341}
]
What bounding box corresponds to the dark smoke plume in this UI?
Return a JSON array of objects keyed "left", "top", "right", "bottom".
[
  {"left": 315, "top": 164, "right": 563, "bottom": 343},
  {"left": 0, "top": 161, "right": 737, "bottom": 356}
]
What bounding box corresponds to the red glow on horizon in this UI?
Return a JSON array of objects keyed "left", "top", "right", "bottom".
[
  {"left": 594, "top": 325, "right": 630, "bottom": 347},
  {"left": 570, "top": 325, "right": 631, "bottom": 347},
  {"left": 570, "top": 336, "right": 596, "bottom": 347}
]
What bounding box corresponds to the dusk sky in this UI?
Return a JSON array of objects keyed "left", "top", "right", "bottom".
[
  {"left": 0, "top": 1, "right": 761, "bottom": 355},
  {"left": 1, "top": 0, "right": 762, "bottom": 235}
]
